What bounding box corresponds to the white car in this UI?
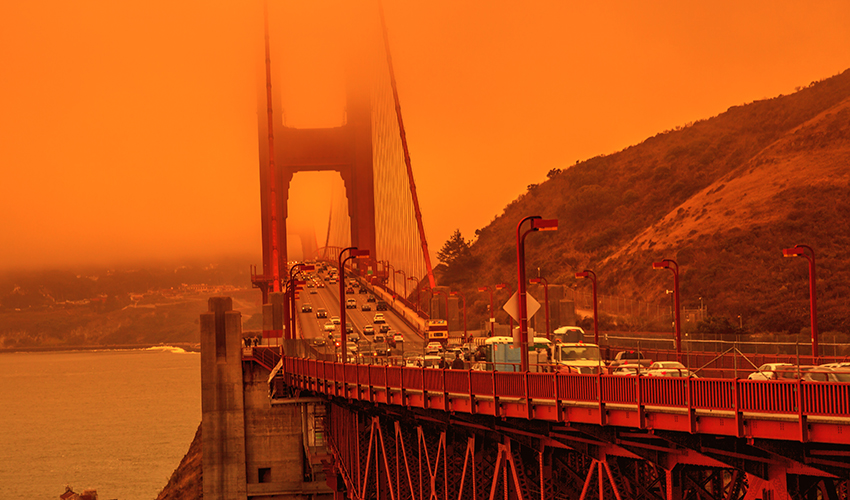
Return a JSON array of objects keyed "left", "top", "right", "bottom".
[
  {"left": 323, "top": 322, "right": 336, "bottom": 332},
  {"left": 647, "top": 361, "right": 686, "bottom": 371},
  {"left": 747, "top": 363, "right": 795, "bottom": 381},
  {"left": 425, "top": 341, "right": 443, "bottom": 354},
  {"left": 373, "top": 313, "right": 386, "bottom": 324},
  {"left": 331, "top": 316, "right": 341, "bottom": 325}
]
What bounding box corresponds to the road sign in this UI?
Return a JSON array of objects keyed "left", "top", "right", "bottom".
[{"left": 502, "top": 291, "right": 541, "bottom": 323}]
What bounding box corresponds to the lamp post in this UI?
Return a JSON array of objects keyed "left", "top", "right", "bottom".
[
  {"left": 575, "top": 270, "right": 598, "bottom": 345},
  {"left": 450, "top": 290, "right": 467, "bottom": 342},
  {"left": 783, "top": 244, "right": 818, "bottom": 358},
  {"left": 339, "top": 247, "right": 370, "bottom": 362},
  {"left": 665, "top": 290, "right": 674, "bottom": 331},
  {"left": 653, "top": 259, "right": 681, "bottom": 360},
  {"left": 528, "top": 277, "right": 550, "bottom": 339},
  {"left": 517, "top": 216, "right": 558, "bottom": 372},
  {"left": 395, "top": 269, "right": 406, "bottom": 300},
  {"left": 383, "top": 261, "right": 394, "bottom": 292},
  {"left": 478, "top": 286, "right": 496, "bottom": 337},
  {"left": 286, "top": 263, "right": 314, "bottom": 340},
  {"left": 408, "top": 276, "right": 420, "bottom": 312},
  {"left": 495, "top": 283, "right": 511, "bottom": 331}
]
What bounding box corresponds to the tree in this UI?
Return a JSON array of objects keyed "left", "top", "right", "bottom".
[{"left": 437, "top": 229, "right": 472, "bottom": 267}]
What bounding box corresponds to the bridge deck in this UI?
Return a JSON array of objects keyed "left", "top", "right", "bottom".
[{"left": 281, "top": 356, "right": 850, "bottom": 446}]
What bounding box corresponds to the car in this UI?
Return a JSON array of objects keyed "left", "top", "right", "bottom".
[
  {"left": 363, "top": 325, "right": 375, "bottom": 335},
  {"left": 375, "top": 344, "right": 391, "bottom": 356},
  {"left": 311, "top": 338, "right": 326, "bottom": 347},
  {"left": 374, "top": 333, "right": 386, "bottom": 343},
  {"left": 645, "top": 368, "right": 698, "bottom": 378},
  {"left": 358, "top": 287, "right": 367, "bottom": 294},
  {"left": 307, "top": 282, "right": 315, "bottom": 288},
  {"left": 324, "top": 322, "right": 336, "bottom": 333},
  {"left": 425, "top": 342, "right": 443, "bottom": 354},
  {"left": 373, "top": 313, "right": 385, "bottom": 324},
  {"left": 316, "top": 308, "right": 328, "bottom": 318},
  {"left": 348, "top": 333, "right": 360, "bottom": 343},
  {"left": 361, "top": 303, "right": 372, "bottom": 311},
  {"left": 331, "top": 316, "right": 340, "bottom": 325},
  {"left": 376, "top": 300, "right": 388, "bottom": 311},
  {"left": 345, "top": 288, "right": 355, "bottom": 294},
  {"left": 309, "top": 288, "right": 318, "bottom": 294},
  {"left": 301, "top": 304, "right": 313, "bottom": 313},
  {"left": 345, "top": 298, "right": 356, "bottom": 309},
  {"left": 379, "top": 324, "right": 390, "bottom": 333},
  {"left": 350, "top": 281, "right": 360, "bottom": 288},
  {"left": 611, "top": 364, "right": 646, "bottom": 376},
  {"left": 393, "top": 333, "right": 404, "bottom": 344},
  {"left": 345, "top": 323, "right": 354, "bottom": 334},
  {"left": 647, "top": 361, "right": 686, "bottom": 371},
  {"left": 405, "top": 355, "right": 442, "bottom": 368},
  {"left": 317, "top": 282, "right": 325, "bottom": 288},
  {"left": 747, "top": 363, "right": 797, "bottom": 381},
  {"left": 366, "top": 296, "right": 377, "bottom": 303},
  {"left": 803, "top": 365, "right": 850, "bottom": 382}
]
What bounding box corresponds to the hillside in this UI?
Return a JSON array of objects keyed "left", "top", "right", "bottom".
[{"left": 440, "top": 69, "right": 850, "bottom": 335}]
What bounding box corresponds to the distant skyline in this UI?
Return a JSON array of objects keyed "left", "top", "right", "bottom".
[{"left": 2, "top": 1, "right": 849, "bottom": 270}]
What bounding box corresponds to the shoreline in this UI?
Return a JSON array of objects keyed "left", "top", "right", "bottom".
[{"left": 0, "top": 342, "right": 201, "bottom": 354}]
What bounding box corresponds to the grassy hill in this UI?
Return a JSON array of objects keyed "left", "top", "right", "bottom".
[{"left": 440, "top": 69, "right": 850, "bottom": 335}]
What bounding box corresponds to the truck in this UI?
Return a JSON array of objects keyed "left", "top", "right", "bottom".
[{"left": 550, "top": 341, "right": 604, "bottom": 374}]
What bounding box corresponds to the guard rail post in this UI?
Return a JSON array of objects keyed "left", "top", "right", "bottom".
[
  {"left": 636, "top": 372, "right": 645, "bottom": 429},
  {"left": 492, "top": 370, "right": 500, "bottom": 418},
  {"left": 797, "top": 378, "right": 808, "bottom": 442},
  {"left": 597, "top": 372, "right": 606, "bottom": 426},
  {"left": 686, "top": 377, "right": 696, "bottom": 433},
  {"left": 734, "top": 379, "right": 744, "bottom": 438}
]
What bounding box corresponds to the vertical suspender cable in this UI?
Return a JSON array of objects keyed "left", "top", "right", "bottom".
[
  {"left": 263, "top": 0, "right": 280, "bottom": 291},
  {"left": 378, "top": 1, "right": 436, "bottom": 289}
]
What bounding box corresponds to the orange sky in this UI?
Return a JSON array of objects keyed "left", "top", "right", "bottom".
[{"left": 1, "top": 1, "right": 849, "bottom": 271}]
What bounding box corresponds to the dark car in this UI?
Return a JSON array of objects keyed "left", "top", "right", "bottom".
[
  {"left": 379, "top": 324, "right": 390, "bottom": 333},
  {"left": 301, "top": 304, "right": 313, "bottom": 313},
  {"left": 316, "top": 308, "right": 328, "bottom": 318},
  {"left": 366, "top": 296, "right": 377, "bottom": 303},
  {"left": 358, "top": 287, "right": 367, "bottom": 294},
  {"left": 361, "top": 303, "right": 371, "bottom": 311},
  {"left": 346, "top": 323, "right": 354, "bottom": 334},
  {"left": 374, "top": 344, "right": 390, "bottom": 356},
  {"left": 345, "top": 287, "right": 355, "bottom": 294},
  {"left": 376, "top": 300, "right": 388, "bottom": 311}
]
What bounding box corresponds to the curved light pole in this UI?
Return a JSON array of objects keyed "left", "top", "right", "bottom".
[
  {"left": 783, "top": 244, "right": 818, "bottom": 358},
  {"left": 339, "top": 247, "right": 370, "bottom": 362},
  {"left": 517, "top": 216, "right": 558, "bottom": 371},
  {"left": 477, "top": 286, "right": 496, "bottom": 337},
  {"left": 450, "top": 290, "right": 467, "bottom": 342},
  {"left": 653, "top": 259, "right": 681, "bottom": 360},
  {"left": 395, "top": 269, "right": 406, "bottom": 300},
  {"left": 408, "top": 276, "right": 421, "bottom": 313},
  {"left": 528, "top": 277, "right": 550, "bottom": 339},
  {"left": 383, "top": 261, "right": 395, "bottom": 292},
  {"left": 495, "top": 283, "right": 511, "bottom": 331},
  {"left": 575, "top": 270, "right": 598, "bottom": 345},
  {"left": 287, "top": 263, "right": 314, "bottom": 340}
]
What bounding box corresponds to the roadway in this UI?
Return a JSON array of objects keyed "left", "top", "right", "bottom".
[{"left": 293, "top": 271, "right": 424, "bottom": 358}]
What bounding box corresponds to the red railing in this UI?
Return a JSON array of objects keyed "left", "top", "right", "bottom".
[{"left": 280, "top": 357, "right": 850, "bottom": 443}]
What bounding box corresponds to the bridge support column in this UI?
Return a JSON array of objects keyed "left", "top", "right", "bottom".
[
  {"left": 201, "top": 297, "right": 248, "bottom": 500},
  {"left": 665, "top": 466, "right": 683, "bottom": 500},
  {"left": 263, "top": 291, "right": 286, "bottom": 342}
]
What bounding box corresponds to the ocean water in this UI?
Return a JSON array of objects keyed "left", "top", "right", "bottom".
[{"left": 0, "top": 348, "right": 201, "bottom": 500}]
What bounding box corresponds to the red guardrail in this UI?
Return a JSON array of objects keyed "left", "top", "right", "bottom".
[{"left": 280, "top": 357, "right": 850, "bottom": 443}]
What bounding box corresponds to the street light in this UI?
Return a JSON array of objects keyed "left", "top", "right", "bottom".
[
  {"left": 450, "top": 290, "right": 467, "bottom": 342},
  {"left": 339, "top": 247, "right": 370, "bottom": 362},
  {"left": 665, "top": 290, "right": 674, "bottom": 331},
  {"left": 383, "top": 261, "right": 394, "bottom": 291},
  {"left": 517, "top": 216, "right": 558, "bottom": 371},
  {"left": 408, "top": 276, "right": 421, "bottom": 313},
  {"left": 495, "top": 283, "right": 511, "bottom": 331},
  {"left": 477, "top": 286, "right": 495, "bottom": 337},
  {"left": 575, "top": 270, "right": 598, "bottom": 345},
  {"left": 528, "top": 277, "right": 550, "bottom": 339},
  {"left": 286, "top": 263, "right": 314, "bottom": 340},
  {"left": 783, "top": 244, "right": 818, "bottom": 358},
  {"left": 653, "top": 259, "right": 682, "bottom": 360},
  {"left": 395, "top": 269, "right": 406, "bottom": 300}
]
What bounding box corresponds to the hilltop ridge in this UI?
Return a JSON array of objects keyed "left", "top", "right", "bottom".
[{"left": 442, "top": 69, "right": 850, "bottom": 334}]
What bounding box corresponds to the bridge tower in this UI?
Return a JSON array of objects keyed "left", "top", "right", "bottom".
[{"left": 255, "top": 11, "right": 376, "bottom": 305}]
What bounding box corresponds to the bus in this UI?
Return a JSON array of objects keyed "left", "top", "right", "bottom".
[{"left": 425, "top": 319, "right": 449, "bottom": 345}]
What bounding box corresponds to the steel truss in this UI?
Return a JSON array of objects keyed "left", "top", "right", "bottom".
[{"left": 319, "top": 400, "right": 850, "bottom": 500}]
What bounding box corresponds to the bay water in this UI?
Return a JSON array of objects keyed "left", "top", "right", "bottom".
[{"left": 0, "top": 348, "right": 201, "bottom": 499}]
